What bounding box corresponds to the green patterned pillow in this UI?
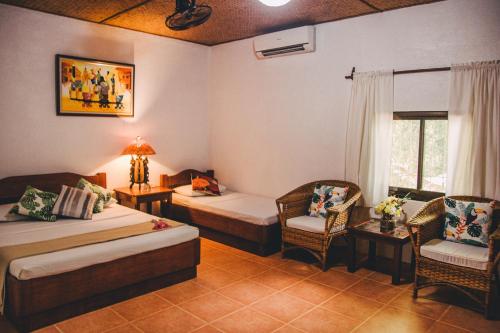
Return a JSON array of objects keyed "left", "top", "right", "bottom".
[
  {"left": 76, "top": 178, "right": 112, "bottom": 213},
  {"left": 443, "top": 198, "right": 494, "bottom": 247},
  {"left": 10, "top": 186, "right": 58, "bottom": 222}
]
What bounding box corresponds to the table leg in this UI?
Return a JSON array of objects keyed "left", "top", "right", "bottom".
[
  {"left": 347, "top": 235, "right": 356, "bottom": 273},
  {"left": 392, "top": 244, "right": 403, "bottom": 285},
  {"left": 410, "top": 248, "right": 416, "bottom": 282},
  {"left": 146, "top": 201, "right": 153, "bottom": 214},
  {"left": 368, "top": 240, "right": 376, "bottom": 268}
]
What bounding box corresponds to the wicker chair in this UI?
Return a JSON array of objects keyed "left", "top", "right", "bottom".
[
  {"left": 407, "top": 196, "right": 500, "bottom": 318},
  {"left": 276, "top": 180, "right": 362, "bottom": 271}
]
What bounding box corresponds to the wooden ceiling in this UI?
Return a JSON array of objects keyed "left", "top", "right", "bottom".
[{"left": 0, "top": 0, "right": 442, "bottom": 45}]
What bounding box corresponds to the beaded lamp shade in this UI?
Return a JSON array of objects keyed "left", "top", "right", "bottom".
[{"left": 121, "top": 143, "right": 156, "bottom": 156}]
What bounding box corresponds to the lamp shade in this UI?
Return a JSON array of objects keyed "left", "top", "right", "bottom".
[{"left": 121, "top": 142, "right": 156, "bottom": 156}]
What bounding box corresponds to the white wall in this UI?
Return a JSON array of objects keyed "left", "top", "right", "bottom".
[
  {"left": 208, "top": 0, "right": 500, "bottom": 202},
  {"left": 0, "top": 4, "right": 211, "bottom": 189}
]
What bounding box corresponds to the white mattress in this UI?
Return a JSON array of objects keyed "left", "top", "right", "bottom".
[
  {"left": 172, "top": 191, "right": 278, "bottom": 226},
  {"left": 420, "top": 239, "right": 488, "bottom": 270},
  {"left": 0, "top": 204, "right": 199, "bottom": 280}
]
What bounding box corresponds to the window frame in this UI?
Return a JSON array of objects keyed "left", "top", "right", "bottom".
[{"left": 389, "top": 111, "right": 448, "bottom": 201}]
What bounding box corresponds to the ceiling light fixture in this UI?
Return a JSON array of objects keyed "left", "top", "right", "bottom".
[{"left": 258, "top": 0, "right": 291, "bottom": 7}]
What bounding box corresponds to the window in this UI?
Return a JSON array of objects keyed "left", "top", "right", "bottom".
[{"left": 389, "top": 112, "right": 448, "bottom": 201}]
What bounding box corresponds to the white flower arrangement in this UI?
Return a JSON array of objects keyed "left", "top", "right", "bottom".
[{"left": 374, "top": 195, "right": 409, "bottom": 219}]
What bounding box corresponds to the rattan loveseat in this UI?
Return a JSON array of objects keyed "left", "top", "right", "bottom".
[
  {"left": 276, "top": 180, "right": 361, "bottom": 271},
  {"left": 407, "top": 196, "right": 499, "bottom": 318}
]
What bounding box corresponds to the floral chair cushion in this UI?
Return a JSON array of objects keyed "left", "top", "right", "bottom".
[
  {"left": 10, "top": 186, "right": 59, "bottom": 222},
  {"left": 309, "top": 184, "right": 349, "bottom": 218},
  {"left": 443, "top": 198, "right": 495, "bottom": 247}
]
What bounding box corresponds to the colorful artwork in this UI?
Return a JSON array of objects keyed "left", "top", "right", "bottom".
[{"left": 56, "top": 55, "right": 134, "bottom": 117}]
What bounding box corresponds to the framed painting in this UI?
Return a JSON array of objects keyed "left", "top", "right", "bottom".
[{"left": 56, "top": 54, "right": 135, "bottom": 117}]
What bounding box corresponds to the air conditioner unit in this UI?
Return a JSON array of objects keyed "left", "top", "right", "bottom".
[{"left": 253, "top": 26, "right": 315, "bottom": 59}]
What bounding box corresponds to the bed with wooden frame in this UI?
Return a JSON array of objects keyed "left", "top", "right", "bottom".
[
  {"left": 160, "top": 169, "right": 281, "bottom": 256},
  {"left": 0, "top": 172, "right": 200, "bottom": 332}
]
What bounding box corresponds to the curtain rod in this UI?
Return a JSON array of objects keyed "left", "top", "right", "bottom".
[{"left": 344, "top": 66, "right": 451, "bottom": 80}]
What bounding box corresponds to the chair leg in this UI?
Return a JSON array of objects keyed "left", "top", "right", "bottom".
[
  {"left": 321, "top": 249, "right": 328, "bottom": 271},
  {"left": 413, "top": 276, "right": 419, "bottom": 298},
  {"left": 485, "top": 290, "right": 493, "bottom": 319}
]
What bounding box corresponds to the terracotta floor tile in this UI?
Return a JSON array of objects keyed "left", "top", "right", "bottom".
[
  {"left": 347, "top": 279, "right": 403, "bottom": 303},
  {"left": 218, "top": 279, "right": 276, "bottom": 304},
  {"left": 179, "top": 292, "right": 242, "bottom": 322},
  {"left": 428, "top": 321, "right": 472, "bottom": 333},
  {"left": 133, "top": 307, "right": 205, "bottom": 333},
  {"left": 219, "top": 259, "right": 270, "bottom": 277},
  {"left": 388, "top": 290, "right": 450, "bottom": 319},
  {"left": 111, "top": 293, "right": 171, "bottom": 321},
  {"left": 290, "top": 307, "right": 360, "bottom": 333},
  {"left": 225, "top": 247, "right": 257, "bottom": 259},
  {"left": 272, "top": 325, "right": 305, "bottom": 333},
  {"left": 252, "top": 292, "right": 315, "bottom": 322},
  {"left": 191, "top": 325, "right": 224, "bottom": 333},
  {"left": 212, "top": 308, "right": 283, "bottom": 333},
  {"left": 276, "top": 260, "right": 322, "bottom": 277},
  {"left": 105, "top": 324, "right": 142, "bottom": 333},
  {"left": 195, "top": 267, "right": 244, "bottom": 290},
  {"left": 246, "top": 253, "right": 284, "bottom": 267},
  {"left": 156, "top": 279, "right": 211, "bottom": 304},
  {"left": 284, "top": 280, "right": 340, "bottom": 304},
  {"left": 440, "top": 305, "right": 500, "bottom": 333},
  {"left": 331, "top": 265, "right": 374, "bottom": 277},
  {"left": 308, "top": 269, "right": 362, "bottom": 290},
  {"left": 251, "top": 269, "right": 302, "bottom": 290},
  {"left": 56, "top": 308, "right": 126, "bottom": 333},
  {"left": 202, "top": 250, "right": 242, "bottom": 268},
  {"left": 33, "top": 326, "right": 60, "bottom": 333},
  {"left": 353, "top": 306, "right": 435, "bottom": 333},
  {"left": 366, "top": 271, "right": 412, "bottom": 288},
  {"left": 322, "top": 292, "right": 383, "bottom": 320}
]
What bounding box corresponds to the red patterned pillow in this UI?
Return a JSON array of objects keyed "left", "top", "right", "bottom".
[{"left": 192, "top": 175, "right": 221, "bottom": 196}]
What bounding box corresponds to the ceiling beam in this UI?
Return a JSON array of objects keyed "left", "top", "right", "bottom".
[
  {"left": 100, "top": 0, "right": 154, "bottom": 23},
  {"left": 358, "top": 0, "right": 383, "bottom": 12}
]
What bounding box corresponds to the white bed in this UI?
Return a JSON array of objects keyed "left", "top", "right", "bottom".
[
  {"left": 0, "top": 203, "right": 199, "bottom": 280},
  {"left": 172, "top": 190, "right": 279, "bottom": 226}
]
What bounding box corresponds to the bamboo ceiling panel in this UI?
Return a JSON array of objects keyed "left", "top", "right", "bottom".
[{"left": 0, "top": 0, "right": 443, "bottom": 45}]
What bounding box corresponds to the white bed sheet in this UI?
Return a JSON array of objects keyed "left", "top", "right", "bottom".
[
  {"left": 0, "top": 204, "right": 199, "bottom": 280},
  {"left": 172, "top": 191, "right": 278, "bottom": 226}
]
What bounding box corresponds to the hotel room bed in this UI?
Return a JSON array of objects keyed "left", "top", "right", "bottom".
[
  {"left": 161, "top": 169, "right": 281, "bottom": 256},
  {"left": 0, "top": 172, "right": 200, "bottom": 332}
]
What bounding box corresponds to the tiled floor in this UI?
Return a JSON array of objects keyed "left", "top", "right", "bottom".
[{"left": 3, "top": 237, "right": 500, "bottom": 333}]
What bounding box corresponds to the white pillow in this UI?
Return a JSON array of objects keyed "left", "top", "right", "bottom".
[
  {"left": 174, "top": 184, "right": 227, "bottom": 197},
  {"left": 0, "top": 203, "right": 28, "bottom": 222}
]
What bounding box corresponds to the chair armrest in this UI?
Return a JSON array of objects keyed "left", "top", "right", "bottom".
[
  {"left": 490, "top": 226, "right": 500, "bottom": 241},
  {"left": 276, "top": 192, "right": 310, "bottom": 205},
  {"left": 406, "top": 197, "right": 444, "bottom": 256},
  {"left": 325, "top": 190, "right": 362, "bottom": 214},
  {"left": 324, "top": 190, "right": 361, "bottom": 233}
]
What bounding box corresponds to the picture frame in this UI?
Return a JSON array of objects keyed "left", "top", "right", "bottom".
[{"left": 56, "top": 54, "right": 135, "bottom": 117}]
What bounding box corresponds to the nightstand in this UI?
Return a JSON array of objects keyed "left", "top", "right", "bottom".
[{"left": 114, "top": 186, "right": 173, "bottom": 216}]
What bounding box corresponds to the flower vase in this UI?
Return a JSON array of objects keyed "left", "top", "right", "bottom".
[{"left": 380, "top": 214, "right": 396, "bottom": 232}]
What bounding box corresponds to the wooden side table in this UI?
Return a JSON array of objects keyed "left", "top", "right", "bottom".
[
  {"left": 347, "top": 219, "right": 415, "bottom": 285},
  {"left": 114, "top": 186, "right": 173, "bottom": 215}
]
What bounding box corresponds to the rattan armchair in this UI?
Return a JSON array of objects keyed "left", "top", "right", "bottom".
[
  {"left": 276, "top": 180, "right": 362, "bottom": 271},
  {"left": 407, "top": 196, "right": 499, "bottom": 318}
]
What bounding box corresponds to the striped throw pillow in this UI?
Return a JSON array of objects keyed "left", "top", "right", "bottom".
[{"left": 52, "top": 185, "right": 98, "bottom": 219}]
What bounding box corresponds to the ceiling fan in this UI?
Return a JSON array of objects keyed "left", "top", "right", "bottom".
[{"left": 165, "top": 0, "right": 212, "bottom": 31}]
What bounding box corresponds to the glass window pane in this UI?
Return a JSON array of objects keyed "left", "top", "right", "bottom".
[
  {"left": 390, "top": 119, "right": 420, "bottom": 189},
  {"left": 422, "top": 120, "right": 447, "bottom": 192}
]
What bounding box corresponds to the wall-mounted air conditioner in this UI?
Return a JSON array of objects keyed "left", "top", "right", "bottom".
[{"left": 253, "top": 26, "right": 315, "bottom": 59}]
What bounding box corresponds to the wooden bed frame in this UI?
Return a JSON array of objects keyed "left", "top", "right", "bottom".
[
  {"left": 0, "top": 172, "right": 200, "bottom": 332},
  {"left": 160, "top": 169, "right": 281, "bottom": 256}
]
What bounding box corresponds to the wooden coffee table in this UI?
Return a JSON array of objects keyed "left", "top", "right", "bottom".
[{"left": 347, "top": 219, "right": 415, "bottom": 285}]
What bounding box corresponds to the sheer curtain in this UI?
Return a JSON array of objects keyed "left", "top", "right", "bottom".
[
  {"left": 447, "top": 61, "right": 499, "bottom": 199},
  {"left": 345, "top": 71, "right": 394, "bottom": 206}
]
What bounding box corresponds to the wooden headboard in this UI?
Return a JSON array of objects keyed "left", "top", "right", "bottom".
[
  {"left": 160, "top": 169, "right": 214, "bottom": 189},
  {"left": 0, "top": 172, "right": 106, "bottom": 204}
]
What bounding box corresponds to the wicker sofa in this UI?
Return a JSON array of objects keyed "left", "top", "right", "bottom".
[
  {"left": 276, "top": 180, "right": 361, "bottom": 271},
  {"left": 407, "top": 196, "right": 499, "bottom": 318}
]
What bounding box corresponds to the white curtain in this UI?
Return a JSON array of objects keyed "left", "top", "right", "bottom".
[
  {"left": 447, "top": 61, "right": 500, "bottom": 200},
  {"left": 345, "top": 71, "right": 394, "bottom": 206}
]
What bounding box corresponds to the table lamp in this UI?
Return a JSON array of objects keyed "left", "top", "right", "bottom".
[{"left": 121, "top": 136, "right": 156, "bottom": 190}]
